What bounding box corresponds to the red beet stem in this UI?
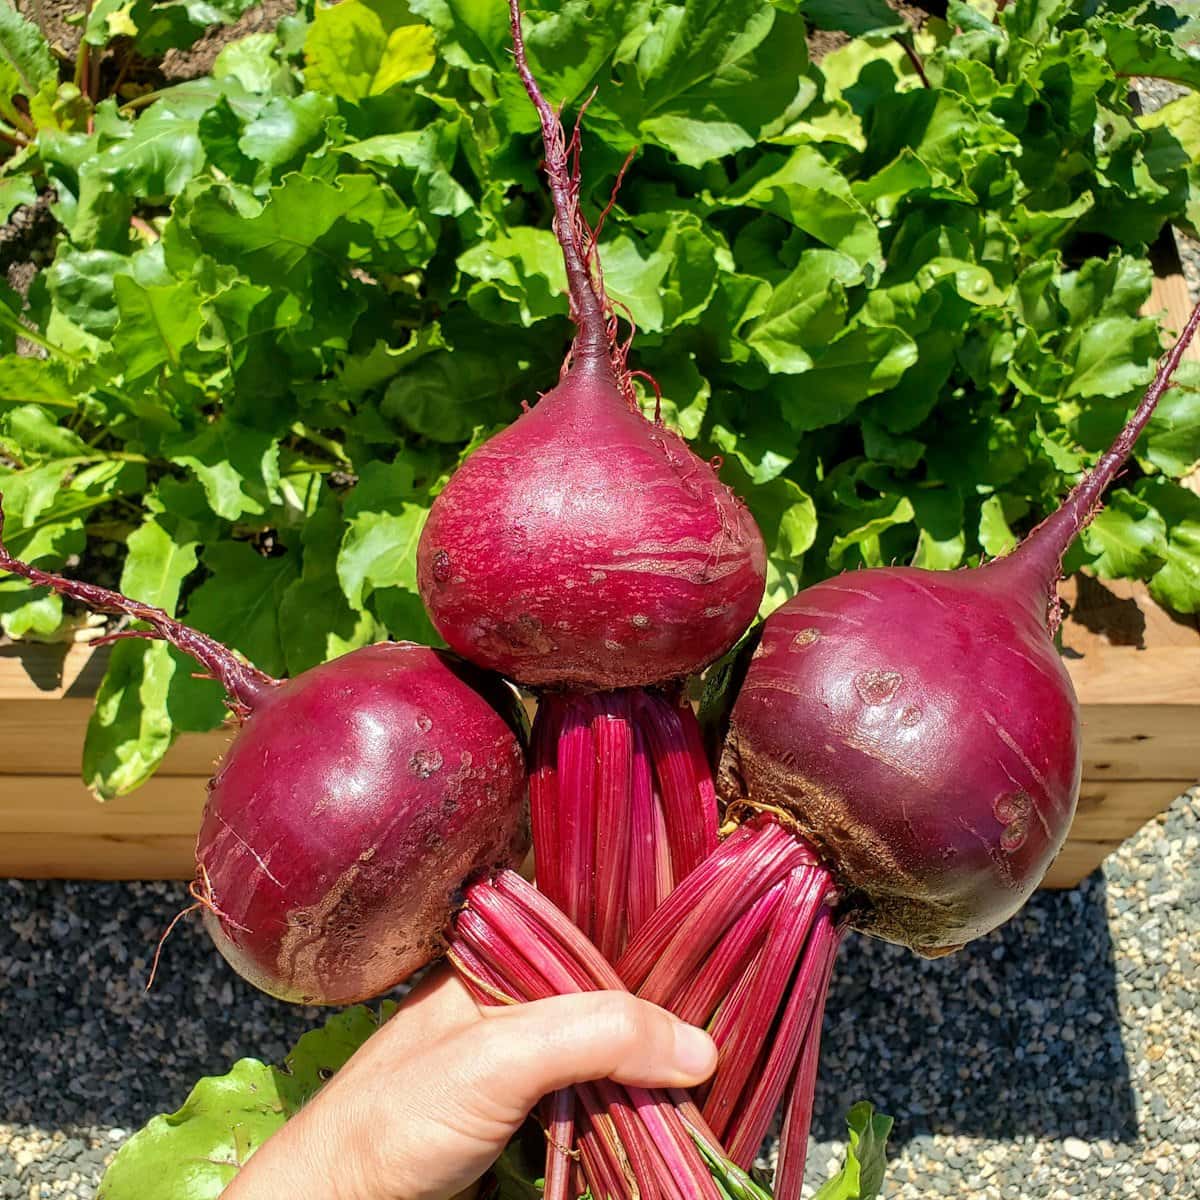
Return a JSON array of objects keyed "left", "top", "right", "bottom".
[
  {"left": 1005, "top": 298, "right": 1200, "bottom": 589},
  {"left": 621, "top": 819, "right": 812, "bottom": 995},
  {"left": 576, "top": 1087, "right": 637, "bottom": 1200},
  {"left": 532, "top": 692, "right": 720, "bottom": 961},
  {"left": 508, "top": 0, "right": 610, "bottom": 367},
  {"left": 726, "top": 908, "right": 842, "bottom": 1170},
  {"left": 542, "top": 1089, "right": 576, "bottom": 1200},
  {"left": 636, "top": 691, "right": 720, "bottom": 880},
  {"left": 452, "top": 873, "right": 726, "bottom": 1200},
  {"left": 775, "top": 920, "right": 842, "bottom": 1196},
  {"left": 0, "top": 496, "right": 272, "bottom": 714},
  {"left": 626, "top": 724, "right": 664, "bottom": 935},
  {"left": 617, "top": 820, "right": 844, "bottom": 1190},
  {"left": 669, "top": 880, "right": 785, "bottom": 1025},
  {"left": 702, "top": 866, "right": 829, "bottom": 1144},
  {"left": 594, "top": 702, "right": 635, "bottom": 962}
]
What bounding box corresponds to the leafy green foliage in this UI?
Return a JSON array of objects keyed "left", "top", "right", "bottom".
[
  {"left": 1, "top": 0, "right": 1199, "bottom": 796},
  {"left": 97, "top": 1003, "right": 397, "bottom": 1199},
  {"left": 812, "top": 1102, "right": 894, "bottom": 1200}
]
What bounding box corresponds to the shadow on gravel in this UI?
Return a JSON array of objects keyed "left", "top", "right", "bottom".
[
  {"left": 810, "top": 870, "right": 1137, "bottom": 1149},
  {"left": 1, "top": 873, "right": 1135, "bottom": 1154},
  {"left": 0, "top": 879, "right": 326, "bottom": 1132}
]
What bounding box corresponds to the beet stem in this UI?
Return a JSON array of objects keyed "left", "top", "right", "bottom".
[
  {"left": 542, "top": 1090, "right": 577, "bottom": 1200},
  {"left": 726, "top": 908, "right": 842, "bottom": 1170},
  {"left": 508, "top": 0, "right": 611, "bottom": 366},
  {"left": 669, "top": 880, "right": 785, "bottom": 1025},
  {"left": 451, "top": 873, "right": 725, "bottom": 1200},
  {"left": 774, "top": 923, "right": 842, "bottom": 1197},
  {"left": 701, "top": 867, "right": 828, "bottom": 1146},
  {"left": 1009, "top": 297, "right": 1200, "bottom": 587},
  {"left": 0, "top": 496, "right": 273, "bottom": 714},
  {"left": 533, "top": 693, "right": 721, "bottom": 961}
]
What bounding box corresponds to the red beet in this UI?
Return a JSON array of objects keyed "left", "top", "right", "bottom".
[
  {"left": 197, "top": 643, "right": 528, "bottom": 1004},
  {"left": 0, "top": 517, "right": 529, "bottom": 1005},
  {"left": 415, "top": 3, "right": 765, "bottom": 691},
  {"left": 417, "top": 364, "right": 765, "bottom": 690},
  {"left": 717, "top": 299, "right": 1200, "bottom": 955}
]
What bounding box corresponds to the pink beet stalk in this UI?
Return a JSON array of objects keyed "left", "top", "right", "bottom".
[
  {"left": 542, "top": 1089, "right": 576, "bottom": 1200},
  {"left": 531, "top": 690, "right": 718, "bottom": 959},
  {"left": 774, "top": 921, "right": 841, "bottom": 1195},
  {"left": 609, "top": 820, "right": 842, "bottom": 1185},
  {"left": 448, "top": 871, "right": 736, "bottom": 1200},
  {"left": 702, "top": 868, "right": 832, "bottom": 1143}
]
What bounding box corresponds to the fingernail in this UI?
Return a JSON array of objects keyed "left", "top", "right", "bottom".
[{"left": 673, "top": 1021, "right": 718, "bottom": 1080}]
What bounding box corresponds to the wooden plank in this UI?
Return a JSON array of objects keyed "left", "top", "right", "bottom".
[
  {"left": 0, "top": 774, "right": 207, "bottom": 835},
  {"left": 0, "top": 772, "right": 1186, "bottom": 881},
  {"left": 0, "top": 567, "right": 1196, "bottom": 882},
  {"left": 0, "top": 833, "right": 198, "bottom": 881},
  {"left": 0, "top": 697, "right": 233, "bottom": 776},
  {"left": 1078, "top": 705, "right": 1200, "bottom": 781},
  {"left": 1041, "top": 840, "right": 1125, "bottom": 890},
  {"left": 1141, "top": 256, "right": 1200, "bottom": 363},
  {"left": 0, "top": 640, "right": 114, "bottom": 700},
  {"left": 1065, "top": 647, "right": 1200, "bottom": 707},
  {"left": 1068, "top": 778, "right": 1188, "bottom": 842}
]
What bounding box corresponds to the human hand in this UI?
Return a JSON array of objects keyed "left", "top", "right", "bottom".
[{"left": 223, "top": 967, "right": 718, "bottom": 1200}]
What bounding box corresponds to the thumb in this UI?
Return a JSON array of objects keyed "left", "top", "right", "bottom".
[{"left": 450, "top": 990, "right": 717, "bottom": 1120}]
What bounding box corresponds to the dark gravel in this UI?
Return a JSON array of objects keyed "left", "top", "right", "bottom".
[{"left": 2, "top": 790, "right": 1197, "bottom": 1198}]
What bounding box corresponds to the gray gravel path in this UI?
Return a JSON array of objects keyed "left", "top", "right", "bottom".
[{"left": 2, "top": 788, "right": 1197, "bottom": 1198}]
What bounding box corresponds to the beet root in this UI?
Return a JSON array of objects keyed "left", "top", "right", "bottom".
[
  {"left": 418, "top": 361, "right": 765, "bottom": 690},
  {"left": 718, "top": 561, "right": 1079, "bottom": 954},
  {"left": 415, "top": 0, "right": 765, "bottom": 692},
  {"left": 716, "top": 298, "right": 1200, "bottom": 956},
  {"left": 0, "top": 506, "right": 530, "bottom": 1005},
  {"left": 198, "top": 643, "right": 529, "bottom": 1004}
]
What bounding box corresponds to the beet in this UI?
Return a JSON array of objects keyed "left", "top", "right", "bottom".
[
  {"left": 720, "top": 561, "right": 1078, "bottom": 953},
  {"left": 197, "top": 643, "right": 528, "bottom": 1004},
  {"left": 717, "top": 300, "right": 1200, "bottom": 955},
  {"left": 0, "top": 514, "right": 529, "bottom": 1005},
  {"left": 417, "top": 362, "right": 766, "bottom": 690},
  {"left": 415, "top": 4, "right": 765, "bottom": 692}
]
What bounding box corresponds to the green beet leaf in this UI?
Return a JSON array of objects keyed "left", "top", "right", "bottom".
[
  {"left": 98, "top": 1004, "right": 397, "bottom": 1200},
  {"left": 812, "top": 1101, "right": 894, "bottom": 1200},
  {"left": 83, "top": 514, "right": 201, "bottom": 799}
]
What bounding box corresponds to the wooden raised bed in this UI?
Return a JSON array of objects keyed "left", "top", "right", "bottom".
[{"left": 0, "top": 570, "right": 1197, "bottom": 886}]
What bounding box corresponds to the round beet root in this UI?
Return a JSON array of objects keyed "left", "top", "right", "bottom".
[
  {"left": 715, "top": 300, "right": 1200, "bottom": 956},
  {"left": 418, "top": 362, "right": 765, "bottom": 690},
  {"left": 0, "top": 515, "right": 530, "bottom": 1005},
  {"left": 720, "top": 562, "right": 1079, "bottom": 954},
  {"left": 198, "top": 643, "right": 528, "bottom": 1004}
]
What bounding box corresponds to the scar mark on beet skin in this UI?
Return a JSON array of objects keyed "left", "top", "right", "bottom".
[
  {"left": 787, "top": 606, "right": 864, "bottom": 627},
  {"left": 822, "top": 583, "right": 885, "bottom": 604},
  {"left": 855, "top": 670, "right": 903, "bottom": 706},
  {"left": 215, "top": 812, "right": 284, "bottom": 889},
  {"left": 985, "top": 716, "right": 1055, "bottom": 839},
  {"left": 894, "top": 574, "right": 951, "bottom": 610}
]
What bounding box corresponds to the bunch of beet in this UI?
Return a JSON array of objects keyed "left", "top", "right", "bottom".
[{"left": 3, "top": 0, "right": 1199, "bottom": 1195}]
